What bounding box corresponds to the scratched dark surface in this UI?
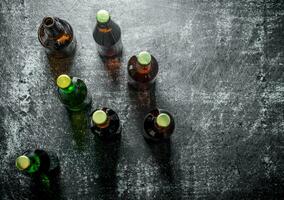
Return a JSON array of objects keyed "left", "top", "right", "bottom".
[{"left": 0, "top": 0, "right": 283, "bottom": 199}]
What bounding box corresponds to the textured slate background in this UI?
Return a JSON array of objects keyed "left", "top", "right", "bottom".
[{"left": 0, "top": 0, "right": 283, "bottom": 199}]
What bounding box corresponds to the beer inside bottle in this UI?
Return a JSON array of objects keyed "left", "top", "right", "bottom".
[
  {"left": 93, "top": 10, "right": 123, "bottom": 58},
  {"left": 56, "top": 74, "right": 91, "bottom": 111},
  {"left": 15, "top": 149, "right": 60, "bottom": 176},
  {"left": 127, "top": 51, "right": 159, "bottom": 90},
  {"left": 143, "top": 109, "right": 175, "bottom": 141},
  {"left": 38, "top": 16, "right": 76, "bottom": 58},
  {"left": 90, "top": 107, "right": 122, "bottom": 140}
]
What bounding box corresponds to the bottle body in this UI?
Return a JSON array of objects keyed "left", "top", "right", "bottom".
[
  {"left": 143, "top": 109, "right": 175, "bottom": 141},
  {"left": 57, "top": 77, "right": 92, "bottom": 111},
  {"left": 38, "top": 17, "right": 76, "bottom": 58},
  {"left": 90, "top": 107, "right": 122, "bottom": 140},
  {"left": 93, "top": 19, "right": 123, "bottom": 58},
  {"left": 18, "top": 149, "right": 60, "bottom": 176},
  {"left": 127, "top": 54, "right": 159, "bottom": 90}
]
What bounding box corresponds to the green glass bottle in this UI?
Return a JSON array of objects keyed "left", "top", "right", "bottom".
[
  {"left": 56, "top": 74, "right": 92, "bottom": 111},
  {"left": 127, "top": 51, "right": 159, "bottom": 90},
  {"left": 15, "top": 149, "right": 60, "bottom": 176},
  {"left": 143, "top": 109, "right": 175, "bottom": 141},
  {"left": 90, "top": 107, "right": 122, "bottom": 140}
]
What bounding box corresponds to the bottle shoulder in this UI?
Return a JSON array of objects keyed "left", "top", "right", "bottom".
[
  {"left": 58, "top": 77, "right": 87, "bottom": 94},
  {"left": 93, "top": 20, "right": 122, "bottom": 46},
  {"left": 127, "top": 55, "right": 159, "bottom": 83},
  {"left": 90, "top": 107, "right": 121, "bottom": 139},
  {"left": 143, "top": 109, "right": 175, "bottom": 140},
  {"left": 91, "top": 107, "right": 120, "bottom": 126},
  {"left": 38, "top": 17, "right": 74, "bottom": 49},
  {"left": 20, "top": 149, "right": 59, "bottom": 176}
]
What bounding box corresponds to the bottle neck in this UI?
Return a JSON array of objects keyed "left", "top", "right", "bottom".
[
  {"left": 26, "top": 153, "right": 41, "bottom": 174},
  {"left": 137, "top": 62, "right": 151, "bottom": 74},
  {"left": 96, "top": 117, "right": 110, "bottom": 128},
  {"left": 97, "top": 20, "right": 112, "bottom": 32},
  {"left": 154, "top": 118, "right": 169, "bottom": 130},
  {"left": 43, "top": 17, "right": 64, "bottom": 38},
  {"left": 60, "top": 82, "right": 76, "bottom": 94}
]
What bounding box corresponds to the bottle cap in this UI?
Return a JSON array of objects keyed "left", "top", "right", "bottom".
[
  {"left": 156, "top": 113, "right": 171, "bottom": 128},
  {"left": 57, "top": 74, "right": 72, "bottom": 89},
  {"left": 92, "top": 110, "right": 107, "bottom": 125},
  {"left": 137, "top": 51, "right": 151, "bottom": 65},
  {"left": 16, "top": 155, "right": 31, "bottom": 170},
  {"left": 96, "top": 10, "right": 110, "bottom": 24}
]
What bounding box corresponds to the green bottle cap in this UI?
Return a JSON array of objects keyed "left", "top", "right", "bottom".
[
  {"left": 57, "top": 74, "right": 71, "bottom": 89},
  {"left": 96, "top": 10, "right": 110, "bottom": 24},
  {"left": 156, "top": 113, "right": 171, "bottom": 128},
  {"left": 16, "top": 155, "right": 31, "bottom": 170},
  {"left": 92, "top": 110, "right": 107, "bottom": 125},
  {"left": 137, "top": 51, "right": 152, "bottom": 65}
]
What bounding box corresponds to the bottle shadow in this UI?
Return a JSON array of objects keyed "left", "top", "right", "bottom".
[
  {"left": 128, "top": 83, "right": 157, "bottom": 111},
  {"left": 100, "top": 54, "right": 123, "bottom": 82},
  {"left": 30, "top": 172, "right": 65, "bottom": 200},
  {"left": 93, "top": 137, "right": 121, "bottom": 199},
  {"left": 67, "top": 110, "right": 89, "bottom": 151},
  {"left": 145, "top": 139, "right": 175, "bottom": 183},
  {"left": 144, "top": 139, "right": 183, "bottom": 199},
  {"left": 47, "top": 54, "right": 75, "bottom": 82}
]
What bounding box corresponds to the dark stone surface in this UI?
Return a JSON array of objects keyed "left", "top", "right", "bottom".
[{"left": 0, "top": 0, "right": 283, "bottom": 199}]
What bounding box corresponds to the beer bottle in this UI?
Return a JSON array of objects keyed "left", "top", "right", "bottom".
[
  {"left": 143, "top": 109, "right": 175, "bottom": 141},
  {"left": 15, "top": 149, "right": 60, "bottom": 176},
  {"left": 90, "top": 107, "right": 122, "bottom": 140},
  {"left": 56, "top": 74, "right": 92, "bottom": 111},
  {"left": 38, "top": 16, "right": 76, "bottom": 58},
  {"left": 127, "top": 51, "right": 159, "bottom": 90},
  {"left": 93, "top": 10, "right": 123, "bottom": 58}
]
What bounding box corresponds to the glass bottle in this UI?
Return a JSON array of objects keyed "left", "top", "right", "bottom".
[
  {"left": 93, "top": 10, "right": 123, "bottom": 58},
  {"left": 90, "top": 107, "right": 122, "bottom": 140},
  {"left": 127, "top": 51, "right": 159, "bottom": 90},
  {"left": 143, "top": 109, "right": 175, "bottom": 141},
  {"left": 15, "top": 149, "right": 60, "bottom": 176},
  {"left": 38, "top": 16, "right": 76, "bottom": 58},
  {"left": 56, "top": 74, "right": 92, "bottom": 111}
]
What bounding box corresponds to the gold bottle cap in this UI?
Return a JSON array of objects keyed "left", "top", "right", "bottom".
[
  {"left": 156, "top": 113, "right": 171, "bottom": 128},
  {"left": 96, "top": 10, "right": 110, "bottom": 24},
  {"left": 137, "top": 51, "right": 151, "bottom": 65},
  {"left": 92, "top": 110, "right": 107, "bottom": 125},
  {"left": 57, "top": 74, "right": 72, "bottom": 89},
  {"left": 16, "top": 155, "right": 31, "bottom": 171}
]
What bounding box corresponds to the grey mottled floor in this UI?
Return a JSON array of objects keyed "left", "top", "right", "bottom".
[{"left": 0, "top": 0, "right": 283, "bottom": 199}]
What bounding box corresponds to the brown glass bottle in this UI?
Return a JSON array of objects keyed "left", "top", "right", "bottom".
[
  {"left": 93, "top": 10, "right": 123, "bottom": 58},
  {"left": 143, "top": 109, "right": 175, "bottom": 141},
  {"left": 90, "top": 107, "right": 122, "bottom": 141},
  {"left": 127, "top": 51, "right": 159, "bottom": 90},
  {"left": 38, "top": 16, "right": 76, "bottom": 58}
]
